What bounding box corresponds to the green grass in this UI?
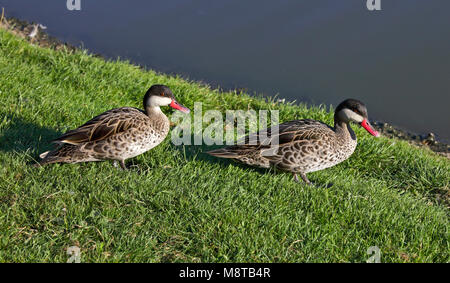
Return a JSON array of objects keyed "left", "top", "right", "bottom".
[{"left": 0, "top": 28, "right": 449, "bottom": 263}]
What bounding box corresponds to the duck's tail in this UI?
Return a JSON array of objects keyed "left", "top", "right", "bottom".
[
  {"left": 207, "top": 145, "right": 273, "bottom": 169},
  {"left": 206, "top": 147, "right": 242, "bottom": 159},
  {"left": 33, "top": 144, "right": 80, "bottom": 167},
  {"left": 33, "top": 150, "right": 63, "bottom": 167}
]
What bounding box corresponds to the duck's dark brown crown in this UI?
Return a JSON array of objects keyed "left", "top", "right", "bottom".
[
  {"left": 334, "top": 98, "right": 368, "bottom": 123},
  {"left": 143, "top": 84, "right": 174, "bottom": 108}
]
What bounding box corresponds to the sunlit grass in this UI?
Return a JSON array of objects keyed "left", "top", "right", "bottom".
[{"left": 0, "top": 28, "right": 449, "bottom": 262}]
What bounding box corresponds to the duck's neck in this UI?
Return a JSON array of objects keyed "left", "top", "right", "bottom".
[
  {"left": 145, "top": 106, "right": 165, "bottom": 117},
  {"left": 334, "top": 119, "right": 357, "bottom": 143},
  {"left": 145, "top": 106, "right": 170, "bottom": 133}
]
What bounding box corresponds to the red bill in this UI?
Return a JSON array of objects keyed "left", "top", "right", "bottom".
[
  {"left": 360, "top": 119, "right": 380, "bottom": 137},
  {"left": 169, "top": 100, "right": 190, "bottom": 114}
]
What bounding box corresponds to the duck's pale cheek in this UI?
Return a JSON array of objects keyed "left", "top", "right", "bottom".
[{"left": 148, "top": 95, "right": 172, "bottom": 107}]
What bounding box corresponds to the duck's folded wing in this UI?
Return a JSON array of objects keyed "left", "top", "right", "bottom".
[
  {"left": 52, "top": 108, "right": 141, "bottom": 145},
  {"left": 236, "top": 120, "right": 323, "bottom": 147}
]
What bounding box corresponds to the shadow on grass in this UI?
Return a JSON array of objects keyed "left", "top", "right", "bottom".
[
  {"left": 169, "top": 134, "right": 332, "bottom": 187},
  {"left": 170, "top": 134, "right": 278, "bottom": 176},
  {"left": 0, "top": 114, "right": 61, "bottom": 158}
]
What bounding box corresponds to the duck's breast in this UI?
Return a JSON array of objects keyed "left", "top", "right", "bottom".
[
  {"left": 120, "top": 117, "right": 170, "bottom": 159},
  {"left": 300, "top": 133, "right": 357, "bottom": 173}
]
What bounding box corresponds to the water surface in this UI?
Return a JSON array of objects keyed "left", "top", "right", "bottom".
[{"left": 1, "top": 0, "right": 449, "bottom": 141}]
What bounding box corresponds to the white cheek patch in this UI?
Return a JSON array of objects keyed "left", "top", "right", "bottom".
[
  {"left": 148, "top": 96, "right": 172, "bottom": 107},
  {"left": 339, "top": 108, "right": 364, "bottom": 123}
]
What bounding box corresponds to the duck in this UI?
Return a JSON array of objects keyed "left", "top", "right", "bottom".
[
  {"left": 207, "top": 99, "right": 379, "bottom": 184},
  {"left": 35, "top": 84, "right": 190, "bottom": 169}
]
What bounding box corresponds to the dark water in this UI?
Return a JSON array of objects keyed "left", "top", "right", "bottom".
[{"left": 1, "top": 0, "right": 449, "bottom": 142}]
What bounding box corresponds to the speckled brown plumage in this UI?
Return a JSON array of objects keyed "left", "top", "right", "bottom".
[
  {"left": 207, "top": 99, "right": 379, "bottom": 184},
  {"left": 36, "top": 85, "right": 189, "bottom": 169}
]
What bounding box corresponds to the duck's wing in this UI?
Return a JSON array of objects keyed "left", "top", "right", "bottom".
[
  {"left": 207, "top": 119, "right": 333, "bottom": 158},
  {"left": 260, "top": 119, "right": 335, "bottom": 163},
  {"left": 52, "top": 107, "right": 145, "bottom": 145},
  {"left": 267, "top": 119, "right": 334, "bottom": 146}
]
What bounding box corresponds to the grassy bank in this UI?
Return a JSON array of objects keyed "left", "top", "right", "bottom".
[{"left": 0, "top": 27, "right": 449, "bottom": 262}]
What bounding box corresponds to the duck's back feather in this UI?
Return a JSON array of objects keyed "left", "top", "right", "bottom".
[
  {"left": 53, "top": 107, "right": 146, "bottom": 145},
  {"left": 207, "top": 119, "right": 355, "bottom": 173}
]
